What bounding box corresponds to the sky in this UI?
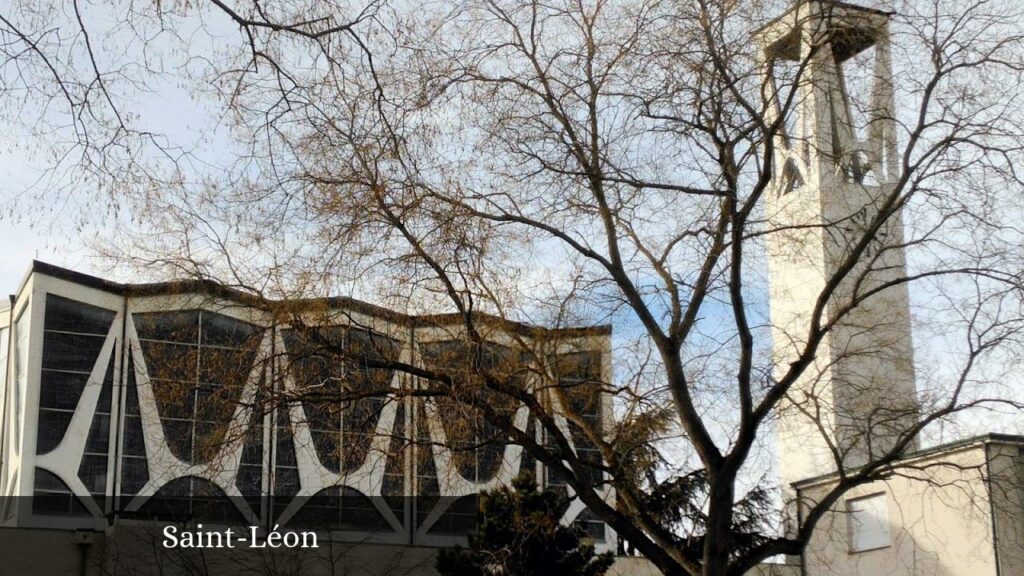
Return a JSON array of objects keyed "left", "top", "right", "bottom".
[{"left": 0, "top": 165, "right": 96, "bottom": 292}]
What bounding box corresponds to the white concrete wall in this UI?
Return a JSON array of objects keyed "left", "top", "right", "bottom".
[{"left": 796, "top": 441, "right": 1020, "bottom": 576}]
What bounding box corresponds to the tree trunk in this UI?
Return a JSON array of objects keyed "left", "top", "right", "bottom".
[{"left": 703, "top": 476, "right": 736, "bottom": 576}]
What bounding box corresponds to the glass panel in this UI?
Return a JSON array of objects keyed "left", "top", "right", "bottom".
[
  {"left": 97, "top": 353, "right": 114, "bottom": 414},
  {"left": 139, "top": 341, "right": 198, "bottom": 382},
  {"left": 150, "top": 379, "right": 195, "bottom": 421},
  {"left": 84, "top": 413, "right": 111, "bottom": 453},
  {"left": 426, "top": 494, "right": 478, "bottom": 536},
  {"left": 339, "top": 487, "right": 387, "bottom": 531},
  {"left": 848, "top": 494, "right": 890, "bottom": 552},
  {"left": 41, "top": 331, "right": 106, "bottom": 373},
  {"left": 119, "top": 456, "right": 149, "bottom": 495},
  {"left": 159, "top": 418, "right": 193, "bottom": 461},
  {"left": 78, "top": 454, "right": 108, "bottom": 494},
  {"left": 240, "top": 425, "right": 264, "bottom": 466},
  {"left": 193, "top": 420, "right": 227, "bottom": 461},
  {"left": 38, "top": 370, "right": 88, "bottom": 410},
  {"left": 574, "top": 508, "right": 606, "bottom": 542},
  {"left": 201, "top": 312, "right": 260, "bottom": 347},
  {"left": 122, "top": 416, "right": 146, "bottom": 456},
  {"left": 273, "top": 406, "right": 299, "bottom": 519},
  {"left": 33, "top": 469, "right": 89, "bottom": 517},
  {"left": 134, "top": 310, "right": 200, "bottom": 344},
  {"left": 44, "top": 294, "right": 115, "bottom": 334},
  {"left": 199, "top": 347, "right": 256, "bottom": 388},
  {"left": 36, "top": 409, "right": 73, "bottom": 454},
  {"left": 195, "top": 385, "right": 242, "bottom": 424},
  {"left": 123, "top": 355, "right": 140, "bottom": 416},
  {"left": 236, "top": 464, "right": 262, "bottom": 498},
  {"left": 310, "top": 429, "right": 341, "bottom": 473}
]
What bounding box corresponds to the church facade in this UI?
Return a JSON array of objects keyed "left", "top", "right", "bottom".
[{"left": 0, "top": 261, "right": 615, "bottom": 570}]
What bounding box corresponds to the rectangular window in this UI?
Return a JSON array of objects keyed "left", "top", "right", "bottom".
[{"left": 847, "top": 493, "right": 890, "bottom": 552}]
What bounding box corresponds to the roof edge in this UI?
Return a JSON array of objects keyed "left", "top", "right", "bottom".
[
  {"left": 23, "top": 261, "right": 611, "bottom": 336},
  {"left": 791, "top": 432, "right": 1024, "bottom": 489}
]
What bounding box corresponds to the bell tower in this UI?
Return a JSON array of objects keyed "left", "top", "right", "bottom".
[{"left": 756, "top": 1, "right": 917, "bottom": 488}]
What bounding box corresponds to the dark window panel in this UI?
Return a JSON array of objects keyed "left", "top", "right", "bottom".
[
  {"left": 290, "top": 357, "right": 336, "bottom": 394},
  {"left": 546, "top": 462, "right": 567, "bottom": 487},
  {"left": 416, "top": 409, "right": 440, "bottom": 500},
  {"left": 283, "top": 326, "right": 346, "bottom": 357},
  {"left": 477, "top": 441, "right": 504, "bottom": 482},
  {"left": 310, "top": 429, "right": 341, "bottom": 473},
  {"left": 34, "top": 468, "right": 71, "bottom": 492},
  {"left": 574, "top": 508, "right": 607, "bottom": 542},
  {"left": 193, "top": 420, "right": 227, "bottom": 463},
  {"left": 550, "top": 351, "right": 602, "bottom": 395},
  {"left": 576, "top": 449, "right": 604, "bottom": 487},
  {"left": 300, "top": 397, "right": 339, "bottom": 434},
  {"left": 78, "top": 454, "right": 108, "bottom": 494},
  {"left": 139, "top": 341, "right": 198, "bottom": 383},
  {"left": 199, "top": 347, "right": 257, "bottom": 389},
  {"left": 195, "top": 385, "right": 244, "bottom": 426},
  {"left": 98, "top": 353, "right": 115, "bottom": 414},
  {"left": 346, "top": 328, "right": 401, "bottom": 365},
  {"left": 569, "top": 420, "right": 601, "bottom": 453},
  {"left": 275, "top": 429, "right": 297, "bottom": 469},
  {"left": 348, "top": 367, "right": 396, "bottom": 395},
  {"left": 44, "top": 294, "right": 116, "bottom": 335},
  {"left": 383, "top": 402, "right": 407, "bottom": 499},
  {"left": 159, "top": 418, "right": 194, "bottom": 462},
  {"left": 421, "top": 340, "right": 517, "bottom": 483},
  {"left": 200, "top": 312, "right": 260, "bottom": 348},
  {"left": 84, "top": 413, "right": 111, "bottom": 454},
  {"left": 33, "top": 469, "right": 91, "bottom": 517},
  {"left": 236, "top": 463, "right": 263, "bottom": 499},
  {"left": 122, "top": 416, "right": 146, "bottom": 456},
  {"left": 291, "top": 491, "right": 341, "bottom": 529},
  {"left": 240, "top": 425, "right": 264, "bottom": 466},
  {"left": 427, "top": 495, "right": 478, "bottom": 536},
  {"left": 153, "top": 476, "right": 191, "bottom": 498},
  {"left": 134, "top": 310, "right": 200, "bottom": 344},
  {"left": 42, "top": 331, "right": 106, "bottom": 373},
  {"left": 36, "top": 409, "right": 73, "bottom": 454},
  {"left": 550, "top": 351, "right": 602, "bottom": 383},
  {"left": 119, "top": 456, "right": 149, "bottom": 495},
  {"left": 32, "top": 491, "right": 75, "bottom": 517},
  {"left": 38, "top": 370, "right": 88, "bottom": 410},
  {"left": 150, "top": 379, "right": 195, "bottom": 421},
  {"left": 339, "top": 487, "right": 387, "bottom": 531},
  {"left": 273, "top": 465, "right": 299, "bottom": 498},
  {"left": 124, "top": 355, "right": 140, "bottom": 415},
  {"left": 519, "top": 418, "right": 537, "bottom": 481},
  {"left": 343, "top": 431, "right": 374, "bottom": 472},
  {"left": 140, "top": 476, "right": 246, "bottom": 525}
]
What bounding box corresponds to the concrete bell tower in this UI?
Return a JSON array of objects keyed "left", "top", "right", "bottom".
[{"left": 756, "top": 1, "right": 918, "bottom": 488}]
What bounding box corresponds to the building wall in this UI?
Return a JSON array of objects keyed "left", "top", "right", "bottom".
[
  {"left": 0, "top": 267, "right": 616, "bottom": 552},
  {"left": 987, "top": 442, "right": 1024, "bottom": 576},
  {"left": 796, "top": 441, "right": 1019, "bottom": 576}
]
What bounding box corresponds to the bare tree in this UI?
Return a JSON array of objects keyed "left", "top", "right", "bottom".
[{"left": 4, "top": 1, "right": 1024, "bottom": 576}]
